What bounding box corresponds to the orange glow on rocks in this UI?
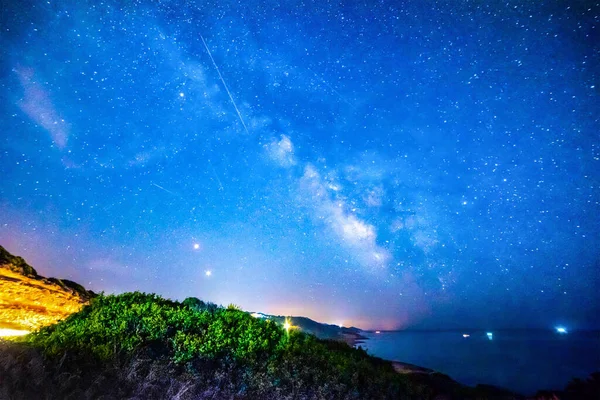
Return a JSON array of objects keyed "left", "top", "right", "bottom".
[{"left": 0, "top": 249, "right": 93, "bottom": 333}]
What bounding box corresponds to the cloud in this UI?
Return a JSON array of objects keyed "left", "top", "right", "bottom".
[
  {"left": 265, "top": 134, "right": 296, "bottom": 167},
  {"left": 389, "top": 210, "right": 439, "bottom": 254},
  {"left": 390, "top": 218, "right": 404, "bottom": 232},
  {"left": 411, "top": 230, "right": 439, "bottom": 254},
  {"left": 128, "top": 146, "right": 169, "bottom": 167},
  {"left": 14, "top": 66, "right": 69, "bottom": 149},
  {"left": 299, "top": 164, "right": 390, "bottom": 268},
  {"left": 364, "top": 185, "right": 384, "bottom": 207}
]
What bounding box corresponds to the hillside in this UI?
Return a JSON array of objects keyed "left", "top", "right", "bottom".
[
  {"left": 0, "top": 246, "right": 356, "bottom": 343},
  {"left": 250, "top": 313, "right": 365, "bottom": 346},
  {"left": 1, "top": 246, "right": 597, "bottom": 399},
  {"left": 1, "top": 292, "right": 523, "bottom": 400},
  {"left": 0, "top": 245, "right": 95, "bottom": 335}
]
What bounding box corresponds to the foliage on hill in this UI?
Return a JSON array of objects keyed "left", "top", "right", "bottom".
[
  {"left": 0, "top": 245, "right": 96, "bottom": 301},
  {"left": 15, "top": 291, "right": 503, "bottom": 400},
  {"left": 532, "top": 372, "right": 600, "bottom": 400},
  {"left": 46, "top": 277, "right": 95, "bottom": 300},
  {"left": 29, "top": 292, "right": 286, "bottom": 366},
  {"left": 3, "top": 291, "right": 597, "bottom": 399},
  {"left": 0, "top": 245, "right": 38, "bottom": 277},
  {"left": 0, "top": 246, "right": 98, "bottom": 331},
  {"left": 265, "top": 314, "right": 363, "bottom": 343}
]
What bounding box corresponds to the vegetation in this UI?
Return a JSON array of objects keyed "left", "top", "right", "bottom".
[
  {"left": 0, "top": 291, "right": 500, "bottom": 400},
  {"left": 561, "top": 372, "right": 600, "bottom": 400},
  {"left": 29, "top": 293, "right": 287, "bottom": 366},
  {"left": 46, "top": 277, "right": 96, "bottom": 300},
  {"left": 0, "top": 245, "right": 95, "bottom": 301},
  {"left": 3, "top": 291, "right": 596, "bottom": 399},
  {"left": 0, "top": 245, "right": 38, "bottom": 277}
]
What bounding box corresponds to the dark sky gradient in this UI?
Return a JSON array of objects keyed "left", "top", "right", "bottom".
[{"left": 1, "top": 0, "right": 599, "bottom": 330}]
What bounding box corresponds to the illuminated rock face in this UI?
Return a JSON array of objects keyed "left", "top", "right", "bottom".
[{"left": 0, "top": 246, "right": 94, "bottom": 334}]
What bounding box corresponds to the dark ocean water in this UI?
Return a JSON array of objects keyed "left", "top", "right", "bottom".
[{"left": 360, "top": 330, "right": 600, "bottom": 395}]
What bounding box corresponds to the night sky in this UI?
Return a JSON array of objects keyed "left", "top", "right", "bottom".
[{"left": 1, "top": 0, "right": 599, "bottom": 330}]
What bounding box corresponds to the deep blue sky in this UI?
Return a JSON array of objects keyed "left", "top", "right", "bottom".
[{"left": 1, "top": 0, "right": 598, "bottom": 330}]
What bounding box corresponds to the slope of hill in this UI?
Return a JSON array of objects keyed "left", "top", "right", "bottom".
[
  {"left": 0, "top": 247, "right": 598, "bottom": 399},
  {"left": 257, "top": 313, "right": 366, "bottom": 346},
  {"left": 0, "top": 245, "right": 95, "bottom": 334},
  {"left": 0, "top": 246, "right": 355, "bottom": 343},
  {"left": 1, "top": 292, "right": 523, "bottom": 400}
]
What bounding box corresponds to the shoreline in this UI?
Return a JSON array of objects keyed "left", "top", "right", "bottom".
[
  {"left": 341, "top": 331, "right": 435, "bottom": 375},
  {"left": 390, "top": 360, "right": 436, "bottom": 374},
  {"left": 339, "top": 331, "right": 368, "bottom": 347},
  {"left": 347, "top": 332, "right": 438, "bottom": 376}
]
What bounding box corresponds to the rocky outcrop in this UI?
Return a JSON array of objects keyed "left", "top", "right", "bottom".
[{"left": 0, "top": 245, "right": 95, "bottom": 332}]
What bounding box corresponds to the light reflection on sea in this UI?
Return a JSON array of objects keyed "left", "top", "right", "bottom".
[{"left": 359, "top": 330, "right": 600, "bottom": 395}]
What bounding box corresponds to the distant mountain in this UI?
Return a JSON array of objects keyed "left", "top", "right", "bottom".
[
  {"left": 0, "top": 245, "right": 96, "bottom": 332},
  {"left": 252, "top": 312, "right": 366, "bottom": 345}
]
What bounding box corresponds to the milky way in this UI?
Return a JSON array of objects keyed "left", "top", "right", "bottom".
[{"left": 1, "top": 0, "right": 598, "bottom": 330}]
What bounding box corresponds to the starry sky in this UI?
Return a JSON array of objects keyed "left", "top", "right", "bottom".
[{"left": 1, "top": 0, "right": 599, "bottom": 330}]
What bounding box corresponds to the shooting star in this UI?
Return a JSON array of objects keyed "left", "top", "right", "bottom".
[
  {"left": 200, "top": 35, "right": 250, "bottom": 135},
  {"left": 151, "top": 183, "right": 177, "bottom": 196},
  {"left": 207, "top": 159, "right": 224, "bottom": 191}
]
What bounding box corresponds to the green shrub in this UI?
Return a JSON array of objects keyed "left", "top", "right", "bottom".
[
  {"left": 0, "top": 245, "right": 38, "bottom": 276},
  {"left": 25, "top": 292, "right": 454, "bottom": 399},
  {"left": 181, "top": 296, "right": 218, "bottom": 313},
  {"left": 28, "top": 292, "right": 284, "bottom": 364}
]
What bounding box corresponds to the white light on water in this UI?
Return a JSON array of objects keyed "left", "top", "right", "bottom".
[
  {"left": 556, "top": 326, "right": 567, "bottom": 334},
  {"left": 486, "top": 332, "right": 493, "bottom": 340}
]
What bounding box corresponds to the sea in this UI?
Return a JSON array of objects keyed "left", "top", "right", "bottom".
[{"left": 359, "top": 330, "right": 600, "bottom": 396}]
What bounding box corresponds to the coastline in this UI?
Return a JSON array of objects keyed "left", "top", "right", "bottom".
[
  {"left": 390, "top": 360, "right": 435, "bottom": 375},
  {"left": 344, "top": 331, "right": 436, "bottom": 375},
  {"left": 340, "top": 330, "right": 368, "bottom": 347}
]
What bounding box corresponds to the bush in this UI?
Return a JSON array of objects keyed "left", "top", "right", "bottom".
[
  {"left": 0, "top": 245, "right": 38, "bottom": 276},
  {"left": 29, "top": 292, "right": 285, "bottom": 365},
  {"left": 23, "top": 292, "right": 486, "bottom": 399},
  {"left": 181, "top": 297, "right": 218, "bottom": 313}
]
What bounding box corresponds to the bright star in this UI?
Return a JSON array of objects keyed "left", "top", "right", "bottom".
[
  {"left": 193, "top": 243, "right": 200, "bottom": 250},
  {"left": 205, "top": 270, "right": 212, "bottom": 277}
]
